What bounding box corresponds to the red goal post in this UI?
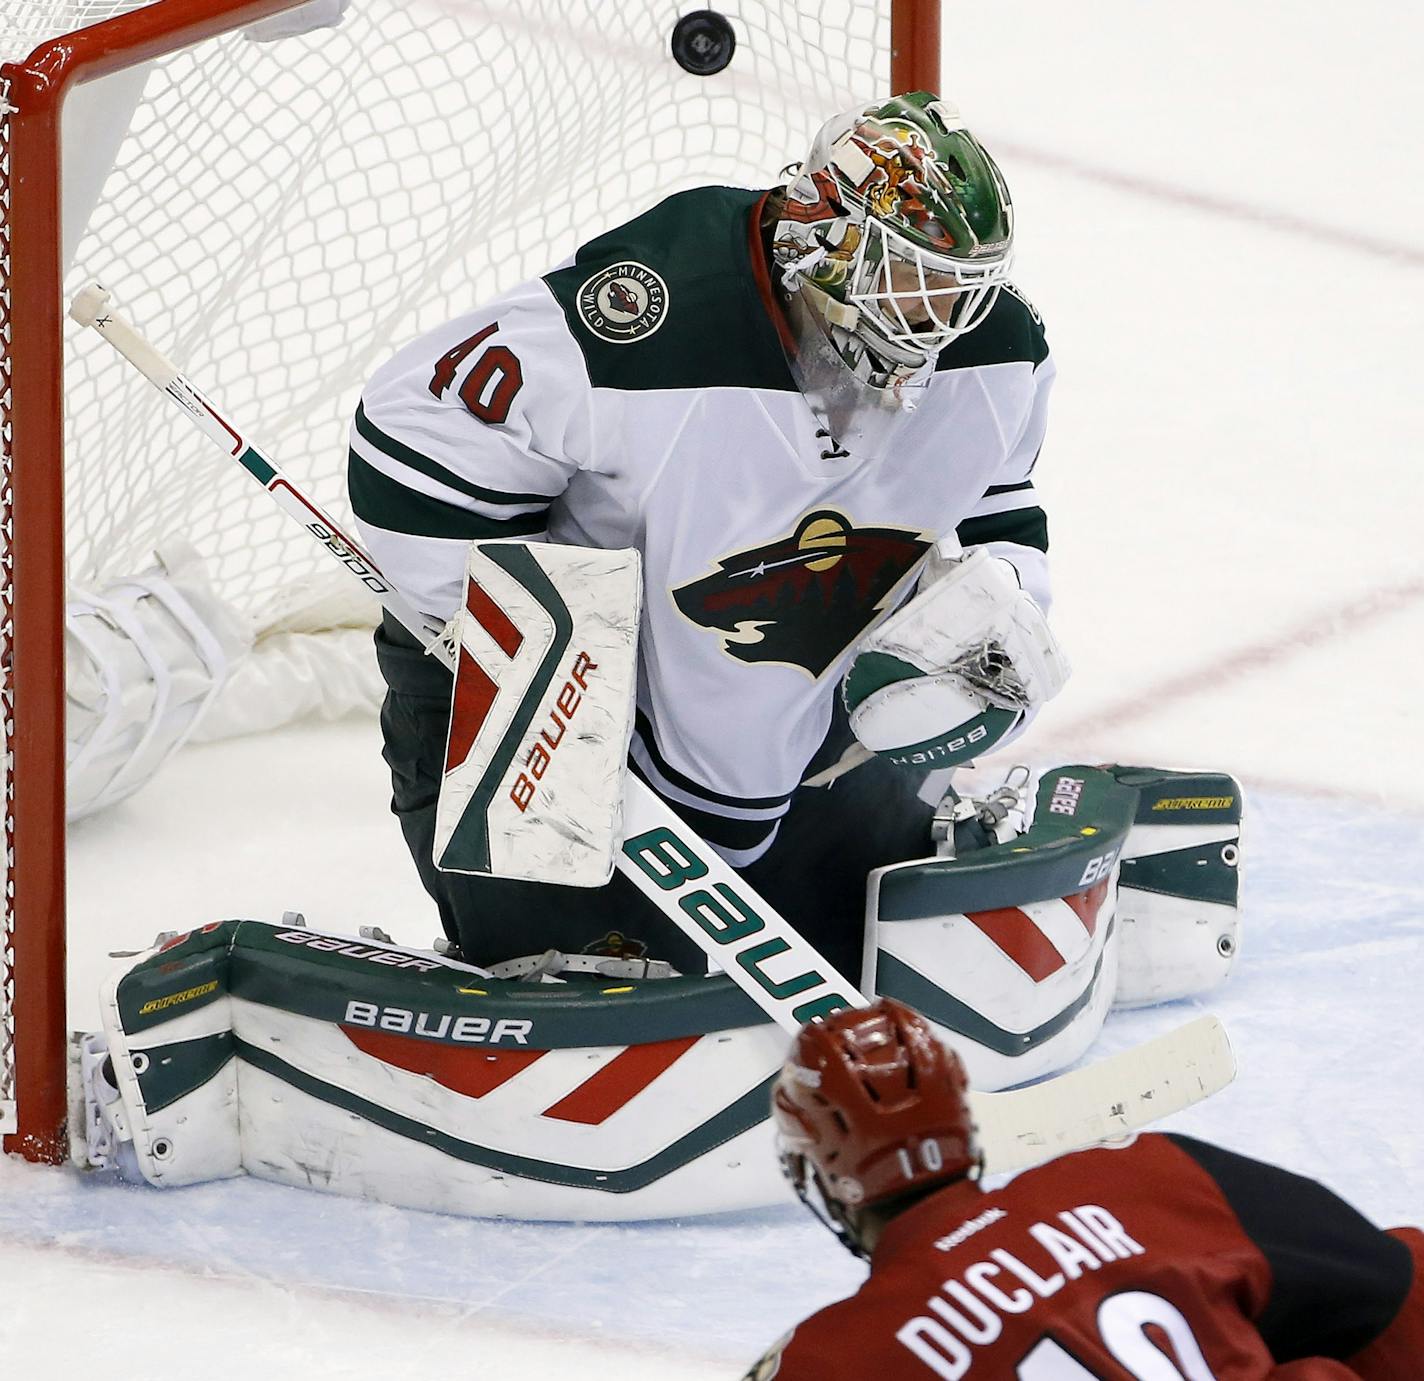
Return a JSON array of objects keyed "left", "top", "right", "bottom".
[{"left": 0, "top": 0, "right": 940, "bottom": 1163}]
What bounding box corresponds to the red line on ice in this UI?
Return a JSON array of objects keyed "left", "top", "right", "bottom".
[
  {"left": 992, "top": 140, "right": 1424, "bottom": 267},
  {"left": 1053, "top": 575, "right": 1424, "bottom": 738}
]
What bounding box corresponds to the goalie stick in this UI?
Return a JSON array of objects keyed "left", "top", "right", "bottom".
[{"left": 68, "top": 281, "right": 1236, "bottom": 1173}]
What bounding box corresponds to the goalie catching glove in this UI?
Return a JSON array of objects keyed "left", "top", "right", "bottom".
[{"left": 843, "top": 544, "right": 1069, "bottom": 769}]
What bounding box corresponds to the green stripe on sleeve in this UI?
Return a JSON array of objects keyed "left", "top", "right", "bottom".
[
  {"left": 956, "top": 505, "right": 1049, "bottom": 553},
  {"left": 354, "top": 403, "right": 561, "bottom": 506},
  {"left": 348, "top": 449, "right": 549, "bottom": 541}
]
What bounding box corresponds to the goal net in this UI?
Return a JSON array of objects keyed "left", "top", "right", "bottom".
[{"left": 0, "top": 0, "right": 936, "bottom": 1157}]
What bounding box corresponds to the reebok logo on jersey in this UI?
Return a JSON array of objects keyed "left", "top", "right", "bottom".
[
  {"left": 576, "top": 261, "right": 668, "bottom": 343},
  {"left": 934, "top": 1206, "right": 1008, "bottom": 1253},
  {"left": 672, "top": 509, "right": 931, "bottom": 678}
]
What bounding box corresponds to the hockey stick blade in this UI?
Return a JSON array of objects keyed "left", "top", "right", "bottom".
[{"left": 970, "top": 1015, "right": 1236, "bottom": 1176}]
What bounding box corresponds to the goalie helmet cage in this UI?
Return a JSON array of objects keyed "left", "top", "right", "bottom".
[{"left": 0, "top": 0, "right": 941, "bottom": 1161}]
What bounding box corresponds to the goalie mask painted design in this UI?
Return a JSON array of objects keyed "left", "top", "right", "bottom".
[
  {"left": 773, "top": 998, "right": 982, "bottom": 1258},
  {"left": 772, "top": 92, "right": 1014, "bottom": 453}
]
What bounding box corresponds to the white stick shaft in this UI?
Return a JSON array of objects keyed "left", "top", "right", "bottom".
[
  {"left": 70, "top": 279, "right": 1232, "bottom": 1150},
  {"left": 69, "top": 282, "right": 448, "bottom": 654},
  {"left": 618, "top": 777, "right": 867, "bottom": 1027},
  {"left": 72, "top": 282, "right": 224, "bottom": 444}
]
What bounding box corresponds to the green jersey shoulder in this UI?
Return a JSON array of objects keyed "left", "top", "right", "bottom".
[
  {"left": 543, "top": 186, "right": 798, "bottom": 393},
  {"left": 935, "top": 279, "right": 1049, "bottom": 373}
]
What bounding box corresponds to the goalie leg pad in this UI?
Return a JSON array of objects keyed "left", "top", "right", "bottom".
[
  {"left": 1108, "top": 766, "right": 1243, "bottom": 1009},
  {"left": 79, "top": 918, "right": 790, "bottom": 1220},
  {"left": 865, "top": 766, "right": 1139, "bottom": 1090},
  {"left": 83, "top": 922, "right": 243, "bottom": 1186}
]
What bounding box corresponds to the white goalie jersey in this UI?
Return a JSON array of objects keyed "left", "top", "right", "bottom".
[{"left": 351, "top": 186, "right": 1055, "bottom": 864}]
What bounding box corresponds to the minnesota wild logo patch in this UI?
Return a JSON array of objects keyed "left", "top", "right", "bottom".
[
  {"left": 575, "top": 261, "right": 668, "bottom": 343},
  {"left": 672, "top": 510, "right": 931, "bottom": 678}
]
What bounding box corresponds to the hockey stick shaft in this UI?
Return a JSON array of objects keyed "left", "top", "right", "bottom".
[
  {"left": 69, "top": 284, "right": 448, "bottom": 652},
  {"left": 69, "top": 282, "right": 1234, "bottom": 1165}
]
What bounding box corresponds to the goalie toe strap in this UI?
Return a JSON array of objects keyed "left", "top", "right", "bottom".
[{"left": 485, "top": 950, "right": 680, "bottom": 982}]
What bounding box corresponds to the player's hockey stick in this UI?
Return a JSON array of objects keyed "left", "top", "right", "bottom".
[
  {"left": 69, "top": 282, "right": 1235, "bottom": 1167},
  {"left": 971, "top": 1015, "right": 1233, "bottom": 1174}
]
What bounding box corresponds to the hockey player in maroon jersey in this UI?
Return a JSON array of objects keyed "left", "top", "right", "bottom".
[{"left": 747, "top": 999, "right": 1424, "bottom": 1379}]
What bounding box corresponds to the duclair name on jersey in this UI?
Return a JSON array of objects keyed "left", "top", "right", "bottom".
[{"left": 899, "top": 1202, "right": 1146, "bottom": 1374}]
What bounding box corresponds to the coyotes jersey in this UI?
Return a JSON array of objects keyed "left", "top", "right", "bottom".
[
  {"left": 351, "top": 187, "right": 1053, "bottom": 863},
  {"left": 745, "top": 1133, "right": 1424, "bottom": 1380}
]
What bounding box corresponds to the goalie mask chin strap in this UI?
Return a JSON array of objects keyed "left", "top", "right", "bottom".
[{"left": 779, "top": 283, "right": 932, "bottom": 458}]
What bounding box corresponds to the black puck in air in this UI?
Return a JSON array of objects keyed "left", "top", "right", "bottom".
[{"left": 671, "top": 10, "right": 736, "bottom": 76}]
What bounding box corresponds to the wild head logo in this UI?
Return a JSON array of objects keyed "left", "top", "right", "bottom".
[
  {"left": 672, "top": 510, "right": 931, "bottom": 678},
  {"left": 581, "top": 930, "right": 648, "bottom": 961}
]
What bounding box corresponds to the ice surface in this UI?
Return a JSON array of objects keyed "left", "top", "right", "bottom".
[
  {"left": 5, "top": 2, "right": 1422, "bottom": 1376},
  {"left": 6, "top": 788, "right": 1421, "bottom": 1375}
]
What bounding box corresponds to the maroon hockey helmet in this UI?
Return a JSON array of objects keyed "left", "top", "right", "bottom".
[{"left": 773, "top": 998, "right": 980, "bottom": 1249}]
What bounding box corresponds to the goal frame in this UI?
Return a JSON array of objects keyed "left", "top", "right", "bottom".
[{"left": 0, "top": 0, "right": 940, "bottom": 1163}]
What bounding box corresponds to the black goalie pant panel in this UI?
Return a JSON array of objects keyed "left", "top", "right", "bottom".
[{"left": 375, "top": 615, "right": 934, "bottom": 981}]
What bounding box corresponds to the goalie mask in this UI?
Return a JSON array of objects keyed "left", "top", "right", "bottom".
[
  {"left": 772, "top": 92, "right": 1014, "bottom": 453},
  {"left": 772, "top": 998, "right": 981, "bottom": 1258}
]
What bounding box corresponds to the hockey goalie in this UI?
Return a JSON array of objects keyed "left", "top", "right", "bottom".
[{"left": 77, "top": 92, "right": 1242, "bottom": 1221}]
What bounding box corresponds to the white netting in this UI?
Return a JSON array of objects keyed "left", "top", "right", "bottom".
[
  {"left": 62, "top": 0, "right": 888, "bottom": 630},
  {"left": 0, "top": 1, "right": 140, "bottom": 58},
  {"left": 1, "top": 0, "right": 896, "bottom": 1138}
]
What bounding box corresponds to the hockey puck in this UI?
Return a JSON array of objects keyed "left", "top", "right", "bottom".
[{"left": 670, "top": 10, "right": 736, "bottom": 76}]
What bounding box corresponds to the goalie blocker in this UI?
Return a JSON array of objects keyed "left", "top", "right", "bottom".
[{"left": 433, "top": 540, "right": 640, "bottom": 889}]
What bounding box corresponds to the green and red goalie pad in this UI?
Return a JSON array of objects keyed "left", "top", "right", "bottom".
[
  {"left": 76, "top": 769, "right": 1239, "bottom": 1220},
  {"left": 866, "top": 764, "right": 1241, "bottom": 1087}
]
